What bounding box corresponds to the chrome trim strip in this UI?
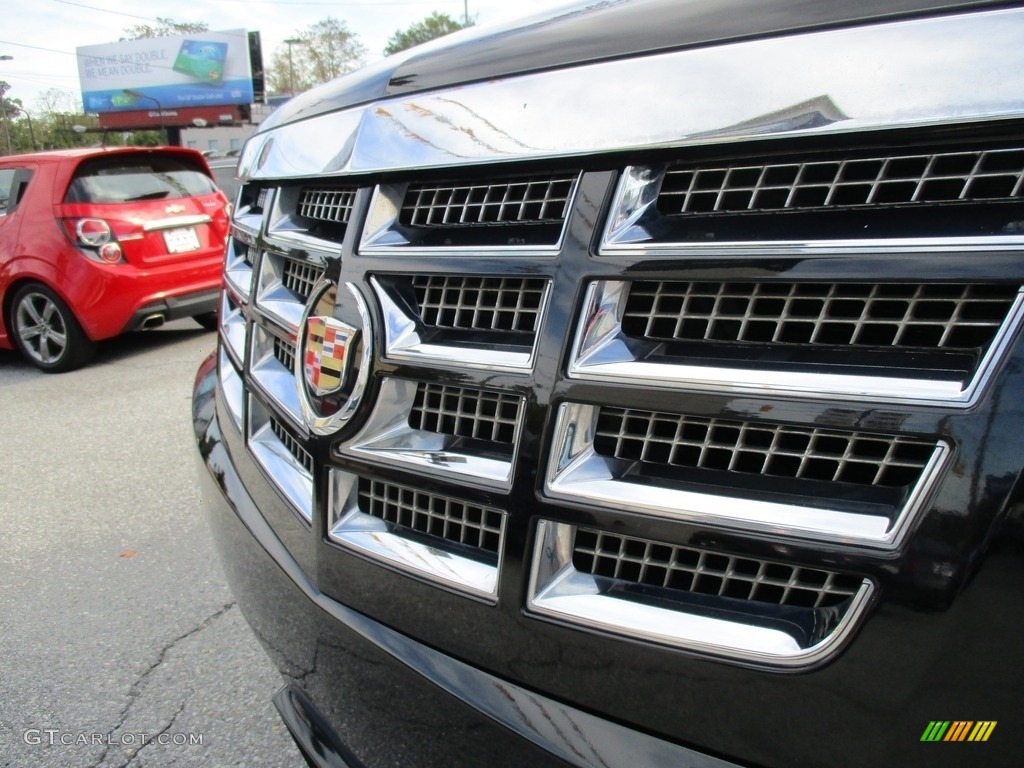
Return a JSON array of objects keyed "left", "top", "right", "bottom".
[
  {"left": 545, "top": 403, "right": 950, "bottom": 549},
  {"left": 239, "top": 9, "right": 1024, "bottom": 180},
  {"left": 217, "top": 348, "right": 244, "bottom": 431},
  {"left": 527, "top": 521, "right": 874, "bottom": 667},
  {"left": 249, "top": 324, "right": 304, "bottom": 432},
  {"left": 219, "top": 290, "right": 246, "bottom": 369},
  {"left": 247, "top": 394, "right": 313, "bottom": 522},
  {"left": 142, "top": 214, "right": 212, "bottom": 232},
  {"left": 340, "top": 377, "right": 522, "bottom": 491},
  {"left": 602, "top": 165, "right": 1024, "bottom": 254},
  {"left": 371, "top": 276, "right": 547, "bottom": 372},
  {"left": 328, "top": 470, "right": 502, "bottom": 601},
  {"left": 360, "top": 179, "right": 577, "bottom": 256},
  {"left": 568, "top": 281, "right": 1024, "bottom": 408},
  {"left": 254, "top": 250, "right": 319, "bottom": 332}
]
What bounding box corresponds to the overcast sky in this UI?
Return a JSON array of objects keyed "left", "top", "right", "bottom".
[{"left": 0, "top": 0, "right": 579, "bottom": 111}]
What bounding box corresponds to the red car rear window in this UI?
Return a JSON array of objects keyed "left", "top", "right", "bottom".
[{"left": 64, "top": 154, "right": 218, "bottom": 204}]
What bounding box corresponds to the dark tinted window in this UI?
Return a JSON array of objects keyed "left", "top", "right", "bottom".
[
  {"left": 65, "top": 153, "right": 217, "bottom": 204},
  {"left": 0, "top": 167, "right": 33, "bottom": 216}
]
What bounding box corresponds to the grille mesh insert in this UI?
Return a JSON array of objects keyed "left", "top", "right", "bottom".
[
  {"left": 270, "top": 417, "right": 313, "bottom": 475},
  {"left": 298, "top": 187, "right": 356, "bottom": 224},
  {"left": 622, "top": 281, "right": 1018, "bottom": 350},
  {"left": 281, "top": 258, "right": 324, "bottom": 301},
  {"left": 402, "top": 176, "right": 575, "bottom": 227},
  {"left": 594, "top": 407, "right": 935, "bottom": 488},
  {"left": 411, "top": 275, "right": 546, "bottom": 333},
  {"left": 359, "top": 478, "right": 504, "bottom": 554},
  {"left": 273, "top": 336, "right": 295, "bottom": 372},
  {"left": 573, "top": 528, "right": 862, "bottom": 608},
  {"left": 658, "top": 147, "right": 1024, "bottom": 215},
  {"left": 410, "top": 383, "right": 520, "bottom": 445}
]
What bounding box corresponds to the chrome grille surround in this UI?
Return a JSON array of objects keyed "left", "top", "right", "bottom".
[
  {"left": 361, "top": 176, "right": 579, "bottom": 254},
  {"left": 217, "top": 6, "right": 1024, "bottom": 666},
  {"left": 572, "top": 528, "right": 862, "bottom": 608},
  {"left": 528, "top": 521, "right": 874, "bottom": 666},
  {"left": 658, "top": 147, "right": 1024, "bottom": 215},
  {"left": 330, "top": 470, "right": 505, "bottom": 600},
  {"left": 224, "top": 230, "right": 258, "bottom": 301},
  {"left": 219, "top": 289, "right": 246, "bottom": 369},
  {"left": 297, "top": 186, "right": 356, "bottom": 224},
  {"left": 594, "top": 407, "right": 935, "bottom": 488},
  {"left": 255, "top": 251, "right": 325, "bottom": 331},
  {"left": 371, "top": 275, "right": 551, "bottom": 371},
  {"left": 547, "top": 403, "right": 950, "bottom": 549},
  {"left": 248, "top": 394, "right": 313, "bottom": 521},
  {"left": 249, "top": 326, "right": 303, "bottom": 431},
  {"left": 402, "top": 176, "right": 576, "bottom": 227},
  {"left": 217, "top": 347, "right": 244, "bottom": 431},
  {"left": 570, "top": 280, "right": 1024, "bottom": 406},
  {"left": 342, "top": 377, "right": 524, "bottom": 491}
]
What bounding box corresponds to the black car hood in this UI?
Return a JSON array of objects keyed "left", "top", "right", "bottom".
[{"left": 262, "top": 0, "right": 1010, "bottom": 131}]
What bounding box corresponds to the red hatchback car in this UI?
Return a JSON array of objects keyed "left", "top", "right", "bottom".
[{"left": 0, "top": 147, "right": 229, "bottom": 372}]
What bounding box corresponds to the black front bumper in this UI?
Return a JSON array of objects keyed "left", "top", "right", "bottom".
[{"left": 192, "top": 355, "right": 740, "bottom": 768}]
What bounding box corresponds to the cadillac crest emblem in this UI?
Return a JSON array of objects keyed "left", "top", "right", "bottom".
[{"left": 303, "top": 315, "right": 359, "bottom": 397}]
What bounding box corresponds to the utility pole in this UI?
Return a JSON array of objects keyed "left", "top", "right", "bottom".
[
  {"left": 464, "top": 0, "right": 469, "bottom": 25},
  {"left": 284, "top": 38, "right": 306, "bottom": 96}
]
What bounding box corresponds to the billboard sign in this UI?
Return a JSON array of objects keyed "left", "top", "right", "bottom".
[{"left": 77, "top": 30, "right": 254, "bottom": 114}]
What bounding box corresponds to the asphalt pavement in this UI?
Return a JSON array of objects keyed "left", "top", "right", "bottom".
[{"left": 0, "top": 320, "right": 303, "bottom": 768}]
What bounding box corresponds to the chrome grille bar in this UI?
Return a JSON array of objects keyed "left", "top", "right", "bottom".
[
  {"left": 270, "top": 417, "right": 314, "bottom": 475},
  {"left": 573, "top": 528, "right": 862, "bottom": 609},
  {"left": 298, "top": 187, "right": 356, "bottom": 224},
  {"left": 594, "top": 407, "right": 935, "bottom": 488},
  {"left": 359, "top": 478, "right": 504, "bottom": 554},
  {"left": 412, "top": 275, "right": 546, "bottom": 333},
  {"left": 659, "top": 147, "right": 1024, "bottom": 215},
  {"left": 623, "top": 281, "right": 1018, "bottom": 350},
  {"left": 403, "top": 176, "right": 575, "bottom": 227}
]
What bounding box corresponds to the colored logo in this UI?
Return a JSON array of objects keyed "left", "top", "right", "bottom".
[
  {"left": 921, "top": 721, "right": 997, "bottom": 742},
  {"left": 303, "top": 316, "right": 358, "bottom": 397}
]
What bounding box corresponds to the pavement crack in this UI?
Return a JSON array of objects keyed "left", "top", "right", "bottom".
[{"left": 90, "top": 602, "right": 236, "bottom": 768}]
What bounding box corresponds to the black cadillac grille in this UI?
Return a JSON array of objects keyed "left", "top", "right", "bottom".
[
  {"left": 411, "top": 275, "right": 546, "bottom": 332},
  {"left": 298, "top": 187, "right": 356, "bottom": 224},
  {"left": 594, "top": 407, "right": 935, "bottom": 488},
  {"left": 410, "top": 383, "right": 520, "bottom": 445},
  {"left": 273, "top": 336, "right": 296, "bottom": 372},
  {"left": 359, "top": 478, "right": 504, "bottom": 554},
  {"left": 659, "top": 147, "right": 1024, "bottom": 215},
  {"left": 402, "top": 175, "right": 575, "bottom": 227},
  {"left": 573, "top": 528, "right": 863, "bottom": 609},
  {"left": 622, "top": 281, "right": 1018, "bottom": 351},
  {"left": 281, "top": 257, "right": 324, "bottom": 301},
  {"left": 270, "top": 417, "right": 314, "bottom": 475}
]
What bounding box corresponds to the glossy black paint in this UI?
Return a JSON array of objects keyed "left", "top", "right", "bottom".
[
  {"left": 202, "top": 3, "right": 1024, "bottom": 765},
  {"left": 194, "top": 366, "right": 743, "bottom": 768},
  {"left": 204, "top": 154, "right": 1024, "bottom": 767},
  {"left": 261, "top": 0, "right": 1015, "bottom": 129}
]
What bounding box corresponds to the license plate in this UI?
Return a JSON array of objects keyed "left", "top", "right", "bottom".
[{"left": 163, "top": 226, "right": 201, "bottom": 254}]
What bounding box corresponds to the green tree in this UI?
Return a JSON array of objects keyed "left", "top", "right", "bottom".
[
  {"left": 121, "top": 17, "right": 209, "bottom": 40},
  {"left": 383, "top": 11, "right": 473, "bottom": 56},
  {"left": 267, "top": 17, "right": 366, "bottom": 96}
]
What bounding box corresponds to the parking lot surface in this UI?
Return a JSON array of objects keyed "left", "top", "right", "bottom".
[{"left": 0, "top": 320, "right": 302, "bottom": 767}]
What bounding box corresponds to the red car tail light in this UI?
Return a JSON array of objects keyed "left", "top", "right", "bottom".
[{"left": 61, "top": 218, "right": 126, "bottom": 264}]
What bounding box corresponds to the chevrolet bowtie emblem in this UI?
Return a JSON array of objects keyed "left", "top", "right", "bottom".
[
  {"left": 165, "top": 204, "right": 186, "bottom": 214},
  {"left": 303, "top": 316, "right": 359, "bottom": 397}
]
